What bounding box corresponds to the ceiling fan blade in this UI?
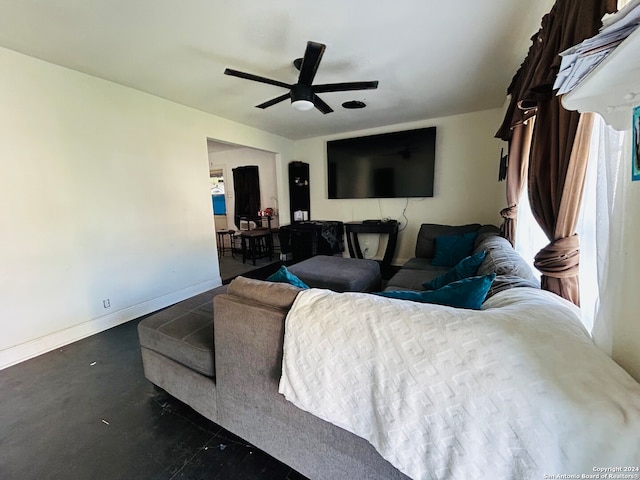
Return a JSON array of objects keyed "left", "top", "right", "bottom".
[
  {"left": 298, "top": 41, "right": 326, "bottom": 85},
  {"left": 313, "top": 95, "right": 334, "bottom": 114},
  {"left": 224, "top": 68, "right": 291, "bottom": 90},
  {"left": 313, "top": 81, "right": 379, "bottom": 93},
  {"left": 256, "top": 93, "right": 291, "bottom": 109}
]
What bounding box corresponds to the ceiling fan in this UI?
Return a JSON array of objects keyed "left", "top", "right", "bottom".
[{"left": 224, "top": 41, "right": 379, "bottom": 114}]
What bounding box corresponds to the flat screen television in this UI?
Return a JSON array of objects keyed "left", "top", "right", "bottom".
[{"left": 327, "top": 126, "right": 436, "bottom": 199}]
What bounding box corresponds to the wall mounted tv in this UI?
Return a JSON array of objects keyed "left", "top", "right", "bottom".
[{"left": 327, "top": 126, "right": 436, "bottom": 199}]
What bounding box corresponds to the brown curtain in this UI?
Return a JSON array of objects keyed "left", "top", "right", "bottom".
[
  {"left": 530, "top": 110, "right": 595, "bottom": 305},
  {"left": 500, "top": 119, "right": 534, "bottom": 245},
  {"left": 496, "top": 0, "right": 616, "bottom": 305}
]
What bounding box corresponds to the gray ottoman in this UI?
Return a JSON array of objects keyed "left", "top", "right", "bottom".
[{"left": 288, "top": 255, "right": 381, "bottom": 292}]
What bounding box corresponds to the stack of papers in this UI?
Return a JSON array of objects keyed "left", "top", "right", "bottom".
[{"left": 554, "top": 0, "right": 640, "bottom": 95}]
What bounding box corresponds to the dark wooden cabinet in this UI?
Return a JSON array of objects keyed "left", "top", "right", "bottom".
[
  {"left": 279, "top": 221, "right": 344, "bottom": 263},
  {"left": 288, "top": 161, "right": 310, "bottom": 223}
]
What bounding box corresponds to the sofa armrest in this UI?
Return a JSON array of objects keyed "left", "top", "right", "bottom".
[
  {"left": 226, "top": 276, "right": 301, "bottom": 308},
  {"left": 214, "top": 290, "right": 289, "bottom": 413},
  {"left": 214, "top": 277, "right": 299, "bottom": 417}
]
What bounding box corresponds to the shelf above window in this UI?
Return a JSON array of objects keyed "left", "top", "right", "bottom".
[{"left": 562, "top": 26, "right": 640, "bottom": 131}]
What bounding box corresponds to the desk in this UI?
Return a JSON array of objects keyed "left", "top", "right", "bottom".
[{"left": 345, "top": 221, "right": 399, "bottom": 278}]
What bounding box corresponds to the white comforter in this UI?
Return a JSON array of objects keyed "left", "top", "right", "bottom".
[{"left": 279, "top": 287, "right": 640, "bottom": 480}]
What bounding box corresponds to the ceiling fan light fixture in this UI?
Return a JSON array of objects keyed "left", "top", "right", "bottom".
[
  {"left": 290, "top": 84, "right": 314, "bottom": 111},
  {"left": 291, "top": 99, "right": 315, "bottom": 111}
]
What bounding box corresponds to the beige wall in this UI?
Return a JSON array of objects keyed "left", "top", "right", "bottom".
[
  {"left": 293, "top": 109, "right": 506, "bottom": 263},
  {"left": 0, "top": 46, "right": 294, "bottom": 369}
]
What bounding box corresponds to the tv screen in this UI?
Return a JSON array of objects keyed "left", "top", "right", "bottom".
[{"left": 327, "top": 127, "right": 436, "bottom": 199}]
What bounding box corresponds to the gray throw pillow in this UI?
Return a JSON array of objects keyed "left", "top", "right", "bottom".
[{"left": 476, "top": 235, "right": 539, "bottom": 283}]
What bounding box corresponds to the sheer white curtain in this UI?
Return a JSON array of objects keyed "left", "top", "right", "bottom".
[
  {"left": 576, "top": 115, "right": 625, "bottom": 332},
  {"left": 582, "top": 0, "right": 629, "bottom": 342},
  {"left": 514, "top": 185, "right": 545, "bottom": 282},
  {"left": 584, "top": 115, "right": 626, "bottom": 352}
]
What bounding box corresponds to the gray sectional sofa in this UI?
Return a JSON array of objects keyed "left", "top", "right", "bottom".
[
  {"left": 384, "top": 223, "right": 540, "bottom": 296},
  {"left": 138, "top": 223, "right": 540, "bottom": 480}
]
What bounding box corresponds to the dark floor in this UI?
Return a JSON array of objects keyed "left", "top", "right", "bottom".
[
  {"left": 0, "top": 276, "right": 307, "bottom": 480},
  {"left": 218, "top": 253, "right": 282, "bottom": 284}
]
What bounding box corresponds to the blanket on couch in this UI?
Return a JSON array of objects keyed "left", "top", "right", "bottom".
[{"left": 279, "top": 288, "right": 640, "bottom": 480}]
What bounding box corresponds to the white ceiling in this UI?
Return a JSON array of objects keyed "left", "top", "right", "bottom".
[{"left": 0, "top": 0, "right": 554, "bottom": 140}]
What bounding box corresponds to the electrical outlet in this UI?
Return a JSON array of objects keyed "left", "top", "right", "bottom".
[{"left": 103, "top": 299, "right": 111, "bottom": 309}]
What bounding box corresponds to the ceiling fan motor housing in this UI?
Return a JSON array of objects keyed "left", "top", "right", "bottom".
[{"left": 291, "top": 84, "right": 313, "bottom": 103}]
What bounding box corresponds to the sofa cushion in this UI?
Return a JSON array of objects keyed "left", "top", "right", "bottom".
[
  {"left": 423, "top": 250, "right": 486, "bottom": 290},
  {"left": 384, "top": 265, "right": 450, "bottom": 291},
  {"left": 375, "top": 273, "right": 496, "bottom": 310},
  {"left": 401, "top": 257, "right": 434, "bottom": 270},
  {"left": 432, "top": 231, "right": 478, "bottom": 266},
  {"left": 475, "top": 235, "right": 539, "bottom": 284},
  {"left": 415, "top": 223, "right": 481, "bottom": 258},
  {"left": 266, "top": 265, "right": 310, "bottom": 289}
]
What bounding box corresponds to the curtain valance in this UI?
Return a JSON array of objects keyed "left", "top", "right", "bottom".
[{"left": 496, "top": 0, "right": 617, "bottom": 142}]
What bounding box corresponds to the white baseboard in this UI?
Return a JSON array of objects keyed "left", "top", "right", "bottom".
[{"left": 0, "top": 277, "right": 222, "bottom": 371}]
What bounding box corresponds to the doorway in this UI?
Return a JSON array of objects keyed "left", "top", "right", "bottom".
[{"left": 207, "top": 139, "right": 280, "bottom": 283}]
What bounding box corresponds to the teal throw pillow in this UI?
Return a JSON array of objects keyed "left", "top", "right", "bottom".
[
  {"left": 266, "top": 265, "right": 310, "bottom": 289},
  {"left": 423, "top": 250, "right": 486, "bottom": 290},
  {"left": 431, "top": 231, "right": 478, "bottom": 267},
  {"left": 374, "top": 273, "right": 496, "bottom": 310}
]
